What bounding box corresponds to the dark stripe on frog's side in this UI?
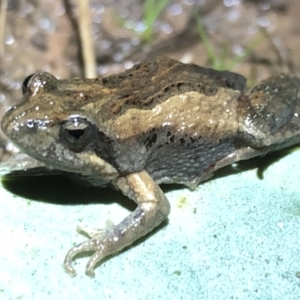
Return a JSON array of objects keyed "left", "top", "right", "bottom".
[
  {"left": 142, "top": 126, "right": 237, "bottom": 186},
  {"left": 98, "top": 57, "right": 246, "bottom": 121},
  {"left": 94, "top": 123, "right": 238, "bottom": 187}
]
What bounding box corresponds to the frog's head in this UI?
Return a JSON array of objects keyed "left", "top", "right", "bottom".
[{"left": 1, "top": 72, "right": 118, "bottom": 183}]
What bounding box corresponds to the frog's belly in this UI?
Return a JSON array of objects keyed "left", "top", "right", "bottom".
[{"left": 145, "top": 140, "right": 237, "bottom": 187}]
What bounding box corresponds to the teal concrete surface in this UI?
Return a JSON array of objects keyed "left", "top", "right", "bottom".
[{"left": 0, "top": 148, "right": 300, "bottom": 299}]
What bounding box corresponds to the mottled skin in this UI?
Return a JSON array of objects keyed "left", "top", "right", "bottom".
[{"left": 2, "top": 57, "right": 300, "bottom": 277}]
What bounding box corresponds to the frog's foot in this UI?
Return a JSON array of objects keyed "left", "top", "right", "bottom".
[{"left": 63, "top": 170, "right": 170, "bottom": 277}]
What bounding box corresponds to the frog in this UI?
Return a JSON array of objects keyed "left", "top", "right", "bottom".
[{"left": 1, "top": 57, "right": 300, "bottom": 277}]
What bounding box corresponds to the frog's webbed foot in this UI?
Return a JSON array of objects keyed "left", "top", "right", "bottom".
[{"left": 63, "top": 170, "right": 170, "bottom": 277}]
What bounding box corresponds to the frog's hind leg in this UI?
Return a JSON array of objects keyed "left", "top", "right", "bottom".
[{"left": 237, "top": 73, "right": 300, "bottom": 149}]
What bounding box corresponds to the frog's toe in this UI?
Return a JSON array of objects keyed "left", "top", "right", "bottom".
[
  {"left": 63, "top": 262, "right": 77, "bottom": 277},
  {"left": 63, "top": 248, "right": 78, "bottom": 277},
  {"left": 63, "top": 240, "right": 97, "bottom": 277},
  {"left": 76, "top": 223, "right": 105, "bottom": 239},
  {"left": 85, "top": 252, "right": 103, "bottom": 278},
  {"left": 77, "top": 220, "right": 115, "bottom": 239}
]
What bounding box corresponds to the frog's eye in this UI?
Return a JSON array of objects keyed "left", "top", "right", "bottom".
[
  {"left": 22, "top": 74, "right": 35, "bottom": 95},
  {"left": 22, "top": 72, "right": 57, "bottom": 96},
  {"left": 60, "top": 116, "right": 95, "bottom": 152}
]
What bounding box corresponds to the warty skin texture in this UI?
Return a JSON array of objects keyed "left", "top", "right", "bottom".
[{"left": 2, "top": 57, "right": 300, "bottom": 277}]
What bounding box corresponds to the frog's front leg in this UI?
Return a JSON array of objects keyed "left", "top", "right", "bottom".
[{"left": 63, "top": 170, "right": 171, "bottom": 277}]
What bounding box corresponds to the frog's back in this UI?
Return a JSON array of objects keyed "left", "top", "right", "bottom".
[
  {"left": 96, "top": 57, "right": 246, "bottom": 122},
  {"left": 94, "top": 58, "right": 246, "bottom": 187}
]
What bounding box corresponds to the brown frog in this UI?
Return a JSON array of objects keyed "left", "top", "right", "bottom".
[{"left": 1, "top": 57, "right": 300, "bottom": 277}]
